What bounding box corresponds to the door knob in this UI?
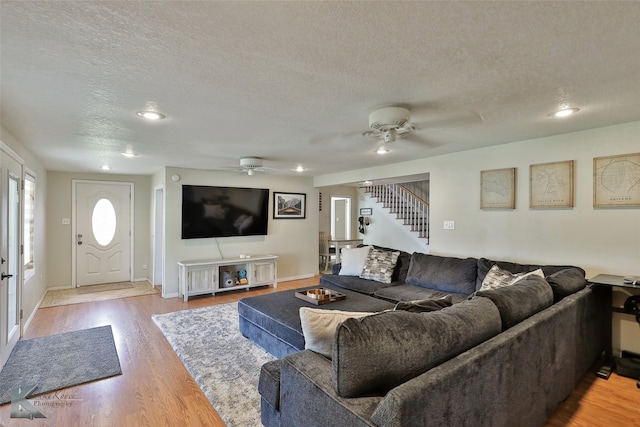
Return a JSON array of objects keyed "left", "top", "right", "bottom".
[{"left": 1, "top": 272, "right": 13, "bottom": 280}]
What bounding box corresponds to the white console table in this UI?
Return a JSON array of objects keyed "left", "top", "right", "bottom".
[{"left": 178, "top": 254, "right": 278, "bottom": 302}]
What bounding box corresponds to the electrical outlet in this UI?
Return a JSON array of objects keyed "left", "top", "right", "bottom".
[
  {"left": 142, "top": 264, "right": 148, "bottom": 269},
  {"left": 443, "top": 220, "right": 455, "bottom": 230},
  {"left": 62, "top": 218, "right": 70, "bottom": 225}
]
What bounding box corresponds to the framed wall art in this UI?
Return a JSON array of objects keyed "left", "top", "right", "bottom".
[
  {"left": 480, "top": 168, "right": 516, "bottom": 210},
  {"left": 593, "top": 152, "right": 640, "bottom": 207},
  {"left": 530, "top": 160, "right": 574, "bottom": 208},
  {"left": 273, "top": 192, "right": 306, "bottom": 219}
]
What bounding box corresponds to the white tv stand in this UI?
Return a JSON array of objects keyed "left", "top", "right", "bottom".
[{"left": 177, "top": 254, "right": 278, "bottom": 302}]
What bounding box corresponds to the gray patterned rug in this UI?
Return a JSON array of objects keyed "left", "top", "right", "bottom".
[
  {"left": 152, "top": 302, "right": 275, "bottom": 427},
  {"left": 0, "top": 325, "right": 122, "bottom": 404}
]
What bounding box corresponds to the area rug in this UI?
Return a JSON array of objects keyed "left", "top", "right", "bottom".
[
  {"left": 152, "top": 303, "right": 275, "bottom": 427},
  {"left": 40, "top": 281, "right": 158, "bottom": 308},
  {"left": 0, "top": 325, "right": 122, "bottom": 404}
]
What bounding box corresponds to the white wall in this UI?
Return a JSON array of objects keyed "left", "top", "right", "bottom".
[
  {"left": 316, "top": 121, "right": 640, "bottom": 279},
  {"left": 160, "top": 167, "right": 318, "bottom": 297}
]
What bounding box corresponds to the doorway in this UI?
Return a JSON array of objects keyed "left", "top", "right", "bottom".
[
  {"left": 331, "top": 196, "right": 351, "bottom": 240},
  {"left": 0, "top": 146, "right": 23, "bottom": 367},
  {"left": 73, "top": 180, "right": 133, "bottom": 287}
]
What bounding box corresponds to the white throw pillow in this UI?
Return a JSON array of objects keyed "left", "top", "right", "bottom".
[
  {"left": 299, "top": 307, "right": 374, "bottom": 358},
  {"left": 338, "top": 246, "right": 372, "bottom": 276},
  {"left": 480, "top": 265, "right": 545, "bottom": 291}
]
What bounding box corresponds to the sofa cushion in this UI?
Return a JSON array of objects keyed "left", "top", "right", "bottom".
[
  {"left": 545, "top": 268, "right": 587, "bottom": 302},
  {"left": 332, "top": 296, "right": 501, "bottom": 398},
  {"left": 373, "top": 284, "right": 469, "bottom": 304},
  {"left": 299, "top": 307, "right": 375, "bottom": 358},
  {"left": 405, "top": 253, "right": 478, "bottom": 295},
  {"left": 320, "top": 274, "right": 397, "bottom": 295},
  {"left": 479, "top": 265, "right": 544, "bottom": 291},
  {"left": 476, "top": 257, "right": 585, "bottom": 290},
  {"left": 360, "top": 248, "right": 400, "bottom": 284},
  {"left": 339, "top": 246, "right": 372, "bottom": 276},
  {"left": 476, "top": 274, "right": 554, "bottom": 330},
  {"left": 393, "top": 295, "right": 453, "bottom": 313}
]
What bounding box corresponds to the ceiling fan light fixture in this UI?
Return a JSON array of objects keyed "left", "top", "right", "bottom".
[{"left": 376, "top": 146, "right": 389, "bottom": 155}]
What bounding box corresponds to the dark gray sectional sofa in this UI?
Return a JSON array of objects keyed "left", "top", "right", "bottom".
[{"left": 257, "top": 246, "right": 609, "bottom": 427}]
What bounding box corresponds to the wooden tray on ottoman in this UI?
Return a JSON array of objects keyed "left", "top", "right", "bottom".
[{"left": 295, "top": 287, "right": 347, "bottom": 305}]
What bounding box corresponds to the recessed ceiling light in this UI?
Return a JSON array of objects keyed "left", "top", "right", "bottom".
[
  {"left": 294, "top": 165, "right": 305, "bottom": 173},
  {"left": 549, "top": 107, "right": 580, "bottom": 118},
  {"left": 121, "top": 151, "right": 137, "bottom": 158},
  {"left": 376, "top": 146, "right": 389, "bottom": 155},
  {"left": 101, "top": 165, "right": 111, "bottom": 171},
  {"left": 136, "top": 111, "right": 165, "bottom": 120}
]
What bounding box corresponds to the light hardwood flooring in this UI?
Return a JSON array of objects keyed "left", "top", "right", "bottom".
[{"left": 0, "top": 276, "right": 638, "bottom": 426}]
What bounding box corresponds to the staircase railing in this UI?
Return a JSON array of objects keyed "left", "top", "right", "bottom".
[{"left": 366, "top": 184, "right": 429, "bottom": 239}]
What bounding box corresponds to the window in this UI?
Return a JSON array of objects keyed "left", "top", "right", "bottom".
[{"left": 24, "top": 173, "right": 35, "bottom": 278}]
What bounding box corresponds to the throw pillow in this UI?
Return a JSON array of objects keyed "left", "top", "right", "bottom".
[
  {"left": 393, "top": 295, "right": 453, "bottom": 313},
  {"left": 545, "top": 268, "right": 587, "bottom": 302},
  {"left": 299, "top": 307, "right": 374, "bottom": 359},
  {"left": 360, "top": 248, "right": 400, "bottom": 283},
  {"left": 338, "top": 246, "right": 372, "bottom": 276},
  {"left": 479, "top": 265, "right": 544, "bottom": 291},
  {"left": 476, "top": 275, "right": 554, "bottom": 330}
]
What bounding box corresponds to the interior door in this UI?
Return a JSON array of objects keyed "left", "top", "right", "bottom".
[
  {"left": 0, "top": 150, "right": 22, "bottom": 367},
  {"left": 75, "top": 181, "right": 132, "bottom": 286},
  {"left": 331, "top": 197, "right": 350, "bottom": 240}
]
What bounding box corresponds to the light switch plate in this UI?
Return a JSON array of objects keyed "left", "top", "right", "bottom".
[{"left": 443, "top": 220, "right": 455, "bottom": 230}]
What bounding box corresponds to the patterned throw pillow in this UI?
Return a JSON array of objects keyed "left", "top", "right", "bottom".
[
  {"left": 479, "top": 265, "right": 544, "bottom": 291},
  {"left": 360, "top": 248, "right": 400, "bottom": 283}
]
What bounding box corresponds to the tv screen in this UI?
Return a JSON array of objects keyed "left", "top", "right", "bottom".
[{"left": 181, "top": 185, "right": 269, "bottom": 239}]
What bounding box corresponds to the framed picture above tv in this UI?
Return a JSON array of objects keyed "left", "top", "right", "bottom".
[
  {"left": 181, "top": 185, "right": 269, "bottom": 239},
  {"left": 273, "top": 192, "right": 306, "bottom": 219}
]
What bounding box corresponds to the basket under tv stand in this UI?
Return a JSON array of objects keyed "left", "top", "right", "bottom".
[{"left": 178, "top": 254, "right": 278, "bottom": 302}]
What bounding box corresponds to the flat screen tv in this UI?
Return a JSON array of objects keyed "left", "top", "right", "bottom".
[{"left": 181, "top": 185, "right": 269, "bottom": 239}]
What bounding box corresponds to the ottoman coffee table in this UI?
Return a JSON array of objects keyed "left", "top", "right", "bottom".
[{"left": 238, "top": 285, "right": 395, "bottom": 358}]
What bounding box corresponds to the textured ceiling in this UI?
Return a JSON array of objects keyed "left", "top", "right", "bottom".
[{"left": 1, "top": 1, "right": 639, "bottom": 177}]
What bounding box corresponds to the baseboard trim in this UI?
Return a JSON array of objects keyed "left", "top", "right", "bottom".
[{"left": 278, "top": 273, "right": 316, "bottom": 282}]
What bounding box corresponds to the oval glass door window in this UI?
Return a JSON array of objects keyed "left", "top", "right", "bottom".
[{"left": 92, "top": 198, "right": 117, "bottom": 246}]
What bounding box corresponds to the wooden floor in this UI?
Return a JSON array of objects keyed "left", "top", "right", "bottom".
[{"left": 0, "top": 276, "right": 638, "bottom": 426}]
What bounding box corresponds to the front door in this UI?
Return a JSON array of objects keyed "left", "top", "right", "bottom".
[
  {"left": 0, "top": 149, "right": 22, "bottom": 367},
  {"left": 74, "top": 181, "right": 132, "bottom": 286}
]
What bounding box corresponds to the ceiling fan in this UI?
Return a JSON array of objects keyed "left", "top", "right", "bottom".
[
  {"left": 312, "top": 103, "right": 482, "bottom": 154},
  {"left": 237, "top": 157, "right": 265, "bottom": 176},
  {"left": 215, "top": 157, "right": 266, "bottom": 175},
  {"left": 312, "top": 105, "right": 482, "bottom": 152},
  {"left": 362, "top": 106, "right": 415, "bottom": 144}
]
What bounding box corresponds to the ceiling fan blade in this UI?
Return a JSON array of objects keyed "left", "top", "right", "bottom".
[
  {"left": 310, "top": 130, "right": 373, "bottom": 149},
  {"left": 412, "top": 109, "right": 483, "bottom": 130},
  {"left": 401, "top": 133, "right": 445, "bottom": 148}
]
